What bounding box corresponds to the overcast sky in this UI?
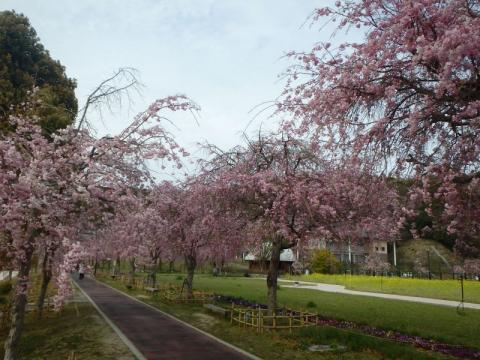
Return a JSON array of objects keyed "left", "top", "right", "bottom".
[{"left": 2, "top": 0, "right": 347, "bottom": 175}]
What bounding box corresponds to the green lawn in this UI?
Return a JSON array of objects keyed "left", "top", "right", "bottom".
[
  {"left": 283, "top": 273, "right": 480, "bottom": 304},
  {"left": 115, "top": 273, "right": 480, "bottom": 350},
  {"left": 98, "top": 274, "right": 455, "bottom": 360}
]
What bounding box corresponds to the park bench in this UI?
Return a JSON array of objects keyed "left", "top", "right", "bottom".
[
  {"left": 145, "top": 287, "right": 158, "bottom": 295},
  {"left": 203, "top": 303, "right": 229, "bottom": 318}
]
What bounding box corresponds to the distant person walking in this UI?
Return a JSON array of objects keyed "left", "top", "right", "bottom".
[{"left": 79, "top": 263, "right": 85, "bottom": 280}]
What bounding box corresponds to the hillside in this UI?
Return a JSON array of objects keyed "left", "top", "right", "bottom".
[{"left": 395, "top": 239, "right": 461, "bottom": 277}]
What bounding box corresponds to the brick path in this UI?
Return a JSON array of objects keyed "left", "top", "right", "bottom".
[{"left": 75, "top": 277, "right": 255, "bottom": 360}]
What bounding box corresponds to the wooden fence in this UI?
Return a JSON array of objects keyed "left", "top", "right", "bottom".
[
  {"left": 162, "top": 289, "right": 214, "bottom": 304},
  {"left": 230, "top": 304, "right": 317, "bottom": 332},
  {"left": 115, "top": 275, "right": 214, "bottom": 304},
  {"left": 118, "top": 275, "right": 145, "bottom": 290},
  {"left": 152, "top": 283, "right": 213, "bottom": 303}
]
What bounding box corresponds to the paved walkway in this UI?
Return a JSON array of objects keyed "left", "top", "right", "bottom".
[
  {"left": 74, "top": 277, "right": 256, "bottom": 360},
  {"left": 276, "top": 279, "right": 480, "bottom": 310}
]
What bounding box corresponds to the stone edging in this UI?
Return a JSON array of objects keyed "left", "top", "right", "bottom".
[
  {"left": 92, "top": 277, "right": 262, "bottom": 360},
  {"left": 73, "top": 280, "right": 147, "bottom": 360}
]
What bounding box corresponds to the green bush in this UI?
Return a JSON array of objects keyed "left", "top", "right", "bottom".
[{"left": 310, "top": 249, "right": 340, "bottom": 274}]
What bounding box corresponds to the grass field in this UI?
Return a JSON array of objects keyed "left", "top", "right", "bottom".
[
  {"left": 0, "top": 279, "right": 134, "bottom": 359},
  {"left": 98, "top": 274, "right": 456, "bottom": 360},
  {"left": 283, "top": 273, "right": 480, "bottom": 304},
  {"left": 100, "top": 273, "right": 480, "bottom": 350}
]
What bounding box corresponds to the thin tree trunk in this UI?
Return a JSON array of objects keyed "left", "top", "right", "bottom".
[
  {"left": 114, "top": 255, "right": 120, "bottom": 276},
  {"left": 36, "top": 250, "right": 53, "bottom": 319},
  {"left": 4, "top": 246, "right": 34, "bottom": 360},
  {"left": 129, "top": 258, "right": 136, "bottom": 287},
  {"left": 267, "top": 236, "right": 282, "bottom": 315},
  {"left": 184, "top": 255, "right": 196, "bottom": 299},
  {"left": 93, "top": 257, "right": 98, "bottom": 276},
  {"left": 151, "top": 270, "right": 156, "bottom": 288},
  {"left": 152, "top": 256, "right": 161, "bottom": 287}
]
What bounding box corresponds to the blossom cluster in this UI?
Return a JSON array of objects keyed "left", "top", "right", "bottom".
[{"left": 280, "top": 0, "right": 480, "bottom": 257}]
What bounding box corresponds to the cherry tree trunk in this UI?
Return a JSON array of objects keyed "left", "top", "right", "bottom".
[
  {"left": 36, "top": 250, "right": 53, "bottom": 319},
  {"left": 113, "top": 255, "right": 120, "bottom": 276},
  {"left": 184, "top": 255, "right": 196, "bottom": 299},
  {"left": 129, "top": 258, "right": 136, "bottom": 287},
  {"left": 266, "top": 237, "right": 282, "bottom": 314},
  {"left": 93, "top": 257, "right": 98, "bottom": 276},
  {"left": 151, "top": 257, "right": 161, "bottom": 288},
  {"left": 149, "top": 270, "right": 156, "bottom": 288},
  {"left": 4, "top": 247, "right": 34, "bottom": 360}
]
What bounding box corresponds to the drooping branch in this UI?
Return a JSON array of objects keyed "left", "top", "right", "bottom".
[{"left": 76, "top": 67, "right": 143, "bottom": 131}]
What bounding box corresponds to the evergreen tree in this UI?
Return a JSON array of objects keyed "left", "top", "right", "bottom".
[{"left": 0, "top": 10, "right": 77, "bottom": 136}]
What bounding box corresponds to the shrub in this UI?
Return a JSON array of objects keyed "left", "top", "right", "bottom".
[{"left": 310, "top": 249, "right": 340, "bottom": 274}]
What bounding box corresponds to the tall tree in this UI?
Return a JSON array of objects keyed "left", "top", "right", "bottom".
[
  {"left": 0, "top": 95, "right": 197, "bottom": 360},
  {"left": 143, "top": 181, "right": 244, "bottom": 298},
  {"left": 205, "top": 134, "right": 398, "bottom": 312},
  {"left": 280, "top": 0, "right": 480, "bottom": 257},
  {"left": 0, "top": 10, "right": 77, "bottom": 135}
]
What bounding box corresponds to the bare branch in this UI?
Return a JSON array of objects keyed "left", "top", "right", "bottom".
[{"left": 76, "top": 67, "right": 143, "bottom": 132}]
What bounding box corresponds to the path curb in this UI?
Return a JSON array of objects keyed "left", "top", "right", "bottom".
[
  {"left": 73, "top": 280, "right": 147, "bottom": 360},
  {"left": 91, "top": 277, "right": 262, "bottom": 360}
]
